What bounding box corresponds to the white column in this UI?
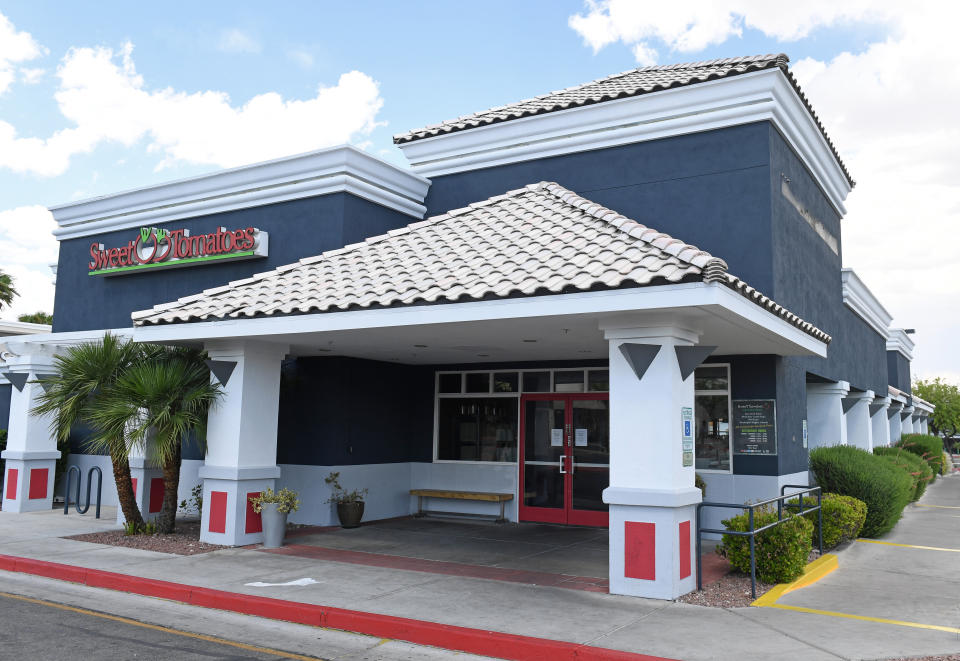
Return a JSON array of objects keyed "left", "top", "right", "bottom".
[
  {"left": 199, "top": 340, "right": 288, "bottom": 546},
  {"left": 601, "top": 321, "right": 701, "bottom": 600},
  {"left": 844, "top": 390, "right": 874, "bottom": 451},
  {"left": 806, "top": 381, "right": 850, "bottom": 449},
  {"left": 919, "top": 416, "right": 929, "bottom": 435},
  {"left": 901, "top": 406, "right": 915, "bottom": 436},
  {"left": 1, "top": 351, "right": 61, "bottom": 513},
  {"left": 889, "top": 402, "right": 903, "bottom": 443},
  {"left": 870, "top": 397, "right": 891, "bottom": 449}
]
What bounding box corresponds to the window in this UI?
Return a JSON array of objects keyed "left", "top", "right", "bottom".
[
  {"left": 437, "top": 398, "right": 518, "bottom": 462},
  {"left": 694, "top": 364, "right": 731, "bottom": 472},
  {"left": 434, "top": 368, "right": 608, "bottom": 463}
]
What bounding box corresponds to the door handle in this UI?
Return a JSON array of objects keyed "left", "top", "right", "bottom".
[
  {"left": 559, "top": 455, "right": 567, "bottom": 474},
  {"left": 569, "top": 456, "right": 575, "bottom": 474}
]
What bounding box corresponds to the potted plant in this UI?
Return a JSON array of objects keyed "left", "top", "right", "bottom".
[
  {"left": 325, "top": 472, "right": 368, "bottom": 528},
  {"left": 250, "top": 487, "right": 300, "bottom": 548}
]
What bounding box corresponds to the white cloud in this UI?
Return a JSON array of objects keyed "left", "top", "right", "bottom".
[
  {"left": 0, "top": 206, "right": 57, "bottom": 320},
  {"left": 288, "top": 49, "right": 315, "bottom": 69},
  {"left": 0, "top": 41, "right": 385, "bottom": 176},
  {"left": 0, "top": 11, "right": 45, "bottom": 95},
  {"left": 568, "top": 1, "right": 897, "bottom": 63},
  {"left": 20, "top": 67, "right": 44, "bottom": 84},
  {"left": 217, "top": 28, "right": 261, "bottom": 54},
  {"left": 569, "top": 2, "right": 960, "bottom": 381}
]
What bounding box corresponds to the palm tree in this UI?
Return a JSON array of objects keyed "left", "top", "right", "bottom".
[
  {"left": 0, "top": 270, "right": 17, "bottom": 310},
  {"left": 92, "top": 346, "right": 221, "bottom": 534},
  {"left": 32, "top": 333, "right": 144, "bottom": 528}
]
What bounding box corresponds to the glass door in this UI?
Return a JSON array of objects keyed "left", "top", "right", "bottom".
[
  {"left": 569, "top": 397, "right": 609, "bottom": 526},
  {"left": 519, "top": 394, "right": 609, "bottom": 526}
]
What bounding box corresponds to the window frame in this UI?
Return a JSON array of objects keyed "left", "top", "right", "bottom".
[
  {"left": 694, "top": 362, "right": 734, "bottom": 474},
  {"left": 432, "top": 367, "right": 608, "bottom": 464}
]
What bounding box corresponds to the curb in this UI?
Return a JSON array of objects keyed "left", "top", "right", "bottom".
[
  {"left": 0, "top": 553, "right": 675, "bottom": 661},
  {"left": 751, "top": 553, "right": 838, "bottom": 607}
]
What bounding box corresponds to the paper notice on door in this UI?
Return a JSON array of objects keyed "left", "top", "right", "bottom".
[
  {"left": 575, "top": 428, "right": 588, "bottom": 446},
  {"left": 551, "top": 429, "right": 563, "bottom": 446}
]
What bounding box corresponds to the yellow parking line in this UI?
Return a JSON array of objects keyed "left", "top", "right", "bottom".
[
  {"left": 751, "top": 554, "right": 837, "bottom": 607},
  {"left": 0, "top": 591, "right": 323, "bottom": 660},
  {"left": 856, "top": 539, "right": 960, "bottom": 553},
  {"left": 767, "top": 603, "right": 960, "bottom": 635},
  {"left": 914, "top": 504, "right": 960, "bottom": 509}
]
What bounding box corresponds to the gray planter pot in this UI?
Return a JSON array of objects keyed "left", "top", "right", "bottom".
[
  {"left": 260, "top": 502, "right": 288, "bottom": 548},
  {"left": 336, "top": 501, "right": 365, "bottom": 528}
]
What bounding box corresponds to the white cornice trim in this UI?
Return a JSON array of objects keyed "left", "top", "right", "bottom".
[
  {"left": 886, "top": 328, "right": 915, "bottom": 361},
  {"left": 841, "top": 268, "right": 893, "bottom": 338},
  {"left": 398, "top": 69, "right": 852, "bottom": 216},
  {"left": 50, "top": 145, "right": 432, "bottom": 241},
  {"left": 132, "top": 281, "right": 827, "bottom": 358},
  {"left": 0, "top": 320, "right": 52, "bottom": 337}
]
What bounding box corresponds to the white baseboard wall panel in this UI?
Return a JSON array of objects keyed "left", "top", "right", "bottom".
[{"left": 698, "top": 470, "right": 811, "bottom": 539}]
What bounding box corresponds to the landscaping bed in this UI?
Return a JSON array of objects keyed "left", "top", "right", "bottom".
[{"left": 65, "top": 520, "right": 226, "bottom": 555}]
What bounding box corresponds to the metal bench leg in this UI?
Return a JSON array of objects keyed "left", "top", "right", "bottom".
[
  {"left": 415, "top": 495, "right": 425, "bottom": 518},
  {"left": 496, "top": 500, "right": 506, "bottom": 523}
]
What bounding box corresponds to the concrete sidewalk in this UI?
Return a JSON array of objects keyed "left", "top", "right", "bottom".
[{"left": 2, "top": 479, "right": 960, "bottom": 660}]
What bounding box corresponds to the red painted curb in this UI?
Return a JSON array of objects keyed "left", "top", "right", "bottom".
[{"left": 0, "top": 553, "right": 676, "bottom": 661}]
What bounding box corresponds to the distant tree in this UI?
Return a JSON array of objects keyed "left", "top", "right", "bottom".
[
  {"left": 0, "top": 270, "right": 17, "bottom": 310},
  {"left": 17, "top": 311, "right": 52, "bottom": 325},
  {"left": 913, "top": 378, "right": 960, "bottom": 439}
]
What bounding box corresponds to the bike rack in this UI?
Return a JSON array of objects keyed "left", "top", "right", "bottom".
[{"left": 63, "top": 465, "right": 103, "bottom": 519}]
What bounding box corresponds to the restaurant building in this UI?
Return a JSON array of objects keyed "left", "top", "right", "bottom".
[{"left": 0, "top": 54, "right": 935, "bottom": 599}]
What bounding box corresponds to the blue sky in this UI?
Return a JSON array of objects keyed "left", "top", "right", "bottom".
[{"left": 0, "top": 2, "right": 956, "bottom": 380}]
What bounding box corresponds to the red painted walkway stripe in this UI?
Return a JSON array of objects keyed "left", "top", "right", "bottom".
[
  {"left": 264, "top": 543, "right": 610, "bottom": 593},
  {"left": 0, "top": 552, "right": 674, "bottom": 661}
]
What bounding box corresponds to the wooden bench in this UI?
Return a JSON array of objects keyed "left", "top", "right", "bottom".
[{"left": 410, "top": 489, "right": 513, "bottom": 523}]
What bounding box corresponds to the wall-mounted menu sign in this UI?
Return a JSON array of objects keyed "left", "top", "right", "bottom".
[{"left": 732, "top": 399, "right": 777, "bottom": 455}]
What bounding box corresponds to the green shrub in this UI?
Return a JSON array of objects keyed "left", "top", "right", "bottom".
[
  {"left": 810, "top": 445, "right": 913, "bottom": 537},
  {"left": 896, "top": 434, "right": 945, "bottom": 477},
  {"left": 942, "top": 452, "right": 951, "bottom": 476},
  {"left": 788, "top": 493, "right": 867, "bottom": 549},
  {"left": 874, "top": 447, "right": 933, "bottom": 501},
  {"left": 718, "top": 508, "right": 813, "bottom": 584},
  {"left": 695, "top": 473, "right": 706, "bottom": 498}
]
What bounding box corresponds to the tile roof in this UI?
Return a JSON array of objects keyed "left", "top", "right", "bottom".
[
  {"left": 132, "top": 182, "right": 830, "bottom": 344},
  {"left": 394, "top": 54, "right": 853, "bottom": 187}
]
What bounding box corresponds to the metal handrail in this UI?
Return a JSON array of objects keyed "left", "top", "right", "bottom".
[
  {"left": 63, "top": 465, "right": 103, "bottom": 519},
  {"left": 696, "top": 485, "right": 822, "bottom": 598}
]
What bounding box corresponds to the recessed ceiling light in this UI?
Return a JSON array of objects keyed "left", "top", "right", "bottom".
[{"left": 522, "top": 339, "right": 537, "bottom": 343}]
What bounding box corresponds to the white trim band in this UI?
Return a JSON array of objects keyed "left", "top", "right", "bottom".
[
  {"left": 51, "top": 145, "right": 432, "bottom": 241},
  {"left": 398, "top": 69, "right": 852, "bottom": 216},
  {"left": 841, "top": 269, "right": 893, "bottom": 338}
]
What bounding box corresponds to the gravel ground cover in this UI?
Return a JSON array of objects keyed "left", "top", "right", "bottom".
[
  {"left": 65, "top": 520, "right": 226, "bottom": 555},
  {"left": 677, "top": 572, "right": 773, "bottom": 608}
]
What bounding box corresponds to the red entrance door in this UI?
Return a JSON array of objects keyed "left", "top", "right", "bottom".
[{"left": 519, "top": 394, "right": 609, "bottom": 527}]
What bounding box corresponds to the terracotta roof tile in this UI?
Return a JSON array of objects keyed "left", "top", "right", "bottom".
[
  {"left": 131, "top": 182, "right": 830, "bottom": 344},
  {"left": 394, "top": 54, "right": 853, "bottom": 187}
]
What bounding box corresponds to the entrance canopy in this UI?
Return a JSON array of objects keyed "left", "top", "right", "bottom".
[{"left": 131, "top": 182, "right": 829, "bottom": 360}]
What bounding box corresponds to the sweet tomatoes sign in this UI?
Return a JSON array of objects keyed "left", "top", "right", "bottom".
[{"left": 88, "top": 225, "right": 268, "bottom": 276}]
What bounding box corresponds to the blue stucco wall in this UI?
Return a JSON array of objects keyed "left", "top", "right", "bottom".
[
  {"left": 424, "top": 123, "right": 776, "bottom": 295},
  {"left": 887, "top": 351, "right": 912, "bottom": 393},
  {"left": 53, "top": 193, "right": 416, "bottom": 332},
  {"left": 766, "top": 125, "right": 888, "bottom": 399},
  {"left": 0, "top": 383, "right": 10, "bottom": 432},
  {"left": 277, "top": 357, "right": 436, "bottom": 466}
]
